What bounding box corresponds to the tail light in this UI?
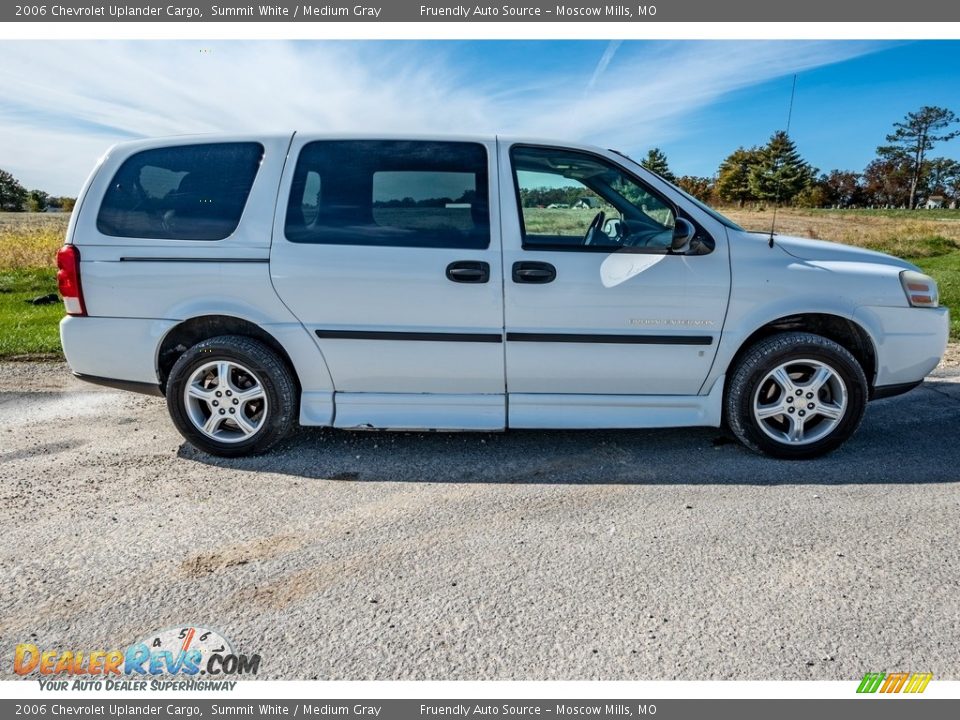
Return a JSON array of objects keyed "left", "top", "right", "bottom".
[
  {"left": 899, "top": 270, "right": 939, "bottom": 308},
  {"left": 56, "top": 245, "right": 86, "bottom": 316}
]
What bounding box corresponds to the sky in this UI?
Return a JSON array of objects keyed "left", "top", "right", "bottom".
[{"left": 1, "top": 39, "right": 959, "bottom": 196}]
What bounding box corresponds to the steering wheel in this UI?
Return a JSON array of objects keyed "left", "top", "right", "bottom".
[{"left": 583, "top": 211, "right": 606, "bottom": 246}]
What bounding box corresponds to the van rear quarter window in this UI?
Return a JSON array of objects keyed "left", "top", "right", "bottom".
[
  {"left": 284, "top": 140, "right": 490, "bottom": 249},
  {"left": 96, "top": 142, "right": 264, "bottom": 241}
]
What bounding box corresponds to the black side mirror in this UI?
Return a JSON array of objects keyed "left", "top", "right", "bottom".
[{"left": 671, "top": 218, "right": 695, "bottom": 253}]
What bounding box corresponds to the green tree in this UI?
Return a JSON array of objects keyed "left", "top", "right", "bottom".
[
  {"left": 925, "top": 157, "right": 960, "bottom": 197},
  {"left": 877, "top": 105, "right": 959, "bottom": 209},
  {"left": 794, "top": 184, "right": 829, "bottom": 209},
  {"left": 748, "top": 131, "right": 816, "bottom": 204},
  {"left": 715, "top": 147, "right": 761, "bottom": 207},
  {"left": 27, "top": 189, "right": 50, "bottom": 212},
  {"left": 640, "top": 148, "right": 675, "bottom": 182},
  {"left": 0, "top": 168, "right": 28, "bottom": 211}
]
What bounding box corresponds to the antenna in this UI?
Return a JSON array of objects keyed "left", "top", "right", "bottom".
[{"left": 769, "top": 74, "right": 798, "bottom": 248}]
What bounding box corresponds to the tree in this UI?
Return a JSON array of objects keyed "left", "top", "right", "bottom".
[
  {"left": 794, "top": 184, "right": 829, "bottom": 209},
  {"left": 948, "top": 173, "right": 960, "bottom": 204},
  {"left": 59, "top": 197, "right": 77, "bottom": 212},
  {"left": 640, "top": 148, "right": 675, "bottom": 183},
  {"left": 877, "top": 105, "right": 959, "bottom": 209},
  {"left": 820, "top": 170, "right": 864, "bottom": 208},
  {"left": 0, "top": 168, "right": 28, "bottom": 212},
  {"left": 675, "top": 175, "right": 714, "bottom": 202},
  {"left": 925, "top": 157, "right": 960, "bottom": 197},
  {"left": 27, "top": 189, "right": 50, "bottom": 212},
  {"left": 715, "top": 147, "right": 761, "bottom": 207},
  {"left": 862, "top": 156, "right": 914, "bottom": 207},
  {"left": 748, "top": 131, "right": 816, "bottom": 204}
]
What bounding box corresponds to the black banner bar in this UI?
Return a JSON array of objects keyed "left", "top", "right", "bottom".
[
  {"left": 0, "top": 699, "right": 957, "bottom": 720},
  {"left": 4, "top": 1, "right": 960, "bottom": 23}
]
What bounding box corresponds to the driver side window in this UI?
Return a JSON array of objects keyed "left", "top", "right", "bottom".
[{"left": 511, "top": 145, "right": 676, "bottom": 252}]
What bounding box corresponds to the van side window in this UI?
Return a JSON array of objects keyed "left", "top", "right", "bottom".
[
  {"left": 285, "top": 140, "right": 490, "bottom": 249},
  {"left": 510, "top": 145, "right": 678, "bottom": 253},
  {"left": 97, "top": 142, "right": 264, "bottom": 241}
]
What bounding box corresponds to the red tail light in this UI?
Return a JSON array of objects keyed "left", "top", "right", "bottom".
[{"left": 56, "top": 245, "right": 86, "bottom": 316}]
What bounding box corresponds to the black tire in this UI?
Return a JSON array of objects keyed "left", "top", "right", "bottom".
[
  {"left": 166, "top": 335, "right": 298, "bottom": 457},
  {"left": 724, "top": 332, "right": 868, "bottom": 459}
]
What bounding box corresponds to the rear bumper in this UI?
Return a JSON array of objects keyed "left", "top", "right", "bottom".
[
  {"left": 73, "top": 372, "right": 162, "bottom": 396},
  {"left": 854, "top": 305, "right": 949, "bottom": 388},
  {"left": 60, "top": 316, "right": 177, "bottom": 386}
]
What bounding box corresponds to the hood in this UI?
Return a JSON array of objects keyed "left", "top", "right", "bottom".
[{"left": 762, "top": 233, "right": 917, "bottom": 271}]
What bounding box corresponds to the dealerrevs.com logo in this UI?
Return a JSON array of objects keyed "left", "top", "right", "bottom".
[{"left": 14, "top": 626, "right": 260, "bottom": 691}]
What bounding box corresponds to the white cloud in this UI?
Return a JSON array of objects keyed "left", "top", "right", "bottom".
[
  {"left": 587, "top": 39, "right": 623, "bottom": 90},
  {"left": 0, "top": 40, "right": 879, "bottom": 195}
]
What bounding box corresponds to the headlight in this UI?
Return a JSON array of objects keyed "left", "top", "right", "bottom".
[{"left": 900, "top": 270, "right": 939, "bottom": 308}]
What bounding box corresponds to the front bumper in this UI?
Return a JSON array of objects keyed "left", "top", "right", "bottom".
[{"left": 853, "top": 305, "right": 950, "bottom": 389}]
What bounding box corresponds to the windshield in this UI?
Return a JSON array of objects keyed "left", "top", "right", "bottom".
[{"left": 610, "top": 150, "right": 744, "bottom": 232}]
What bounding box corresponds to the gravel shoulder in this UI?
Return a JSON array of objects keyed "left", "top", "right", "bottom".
[{"left": 1, "top": 352, "right": 959, "bottom": 681}]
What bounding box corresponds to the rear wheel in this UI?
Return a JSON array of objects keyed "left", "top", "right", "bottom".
[
  {"left": 725, "top": 332, "right": 867, "bottom": 459},
  {"left": 166, "top": 335, "right": 297, "bottom": 457}
]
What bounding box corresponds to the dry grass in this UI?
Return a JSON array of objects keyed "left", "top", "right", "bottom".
[
  {"left": 0, "top": 212, "right": 69, "bottom": 269},
  {"left": 720, "top": 207, "right": 960, "bottom": 258},
  {"left": 4, "top": 208, "right": 959, "bottom": 265}
]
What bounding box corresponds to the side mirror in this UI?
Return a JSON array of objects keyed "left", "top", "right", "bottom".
[{"left": 671, "top": 217, "right": 695, "bottom": 253}]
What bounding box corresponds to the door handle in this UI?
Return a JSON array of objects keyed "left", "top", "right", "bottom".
[
  {"left": 512, "top": 261, "right": 556, "bottom": 284},
  {"left": 446, "top": 260, "right": 490, "bottom": 284}
]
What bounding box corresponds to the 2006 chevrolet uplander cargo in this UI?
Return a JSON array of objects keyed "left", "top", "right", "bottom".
[{"left": 57, "top": 134, "right": 949, "bottom": 459}]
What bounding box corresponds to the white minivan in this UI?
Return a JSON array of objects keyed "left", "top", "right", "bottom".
[{"left": 57, "top": 134, "right": 949, "bottom": 459}]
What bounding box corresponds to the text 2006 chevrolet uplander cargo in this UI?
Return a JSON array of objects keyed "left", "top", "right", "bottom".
[{"left": 57, "top": 134, "right": 948, "bottom": 459}]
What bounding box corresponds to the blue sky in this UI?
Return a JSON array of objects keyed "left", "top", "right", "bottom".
[{"left": 1, "top": 40, "right": 958, "bottom": 195}]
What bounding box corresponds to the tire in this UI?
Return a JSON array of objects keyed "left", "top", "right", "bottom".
[
  {"left": 724, "top": 332, "right": 867, "bottom": 459},
  {"left": 166, "top": 335, "right": 298, "bottom": 457}
]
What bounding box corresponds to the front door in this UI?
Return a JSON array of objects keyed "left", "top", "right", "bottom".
[
  {"left": 499, "top": 142, "right": 731, "bottom": 422},
  {"left": 271, "top": 138, "right": 505, "bottom": 429}
]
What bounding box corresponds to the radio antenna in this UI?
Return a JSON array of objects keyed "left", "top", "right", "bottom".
[{"left": 769, "top": 74, "right": 798, "bottom": 248}]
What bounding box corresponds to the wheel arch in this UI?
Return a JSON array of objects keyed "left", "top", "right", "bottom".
[
  {"left": 725, "top": 313, "right": 878, "bottom": 392},
  {"left": 156, "top": 315, "right": 301, "bottom": 394}
]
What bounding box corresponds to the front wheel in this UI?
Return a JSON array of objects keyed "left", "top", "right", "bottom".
[
  {"left": 725, "top": 332, "right": 868, "bottom": 459},
  {"left": 166, "top": 335, "right": 297, "bottom": 457}
]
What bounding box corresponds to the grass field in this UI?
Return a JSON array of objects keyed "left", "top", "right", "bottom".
[
  {"left": 0, "top": 212, "right": 69, "bottom": 269},
  {"left": 0, "top": 214, "right": 68, "bottom": 358},
  {"left": 0, "top": 208, "right": 957, "bottom": 358},
  {"left": 722, "top": 206, "right": 960, "bottom": 259},
  {"left": 0, "top": 268, "right": 64, "bottom": 358}
]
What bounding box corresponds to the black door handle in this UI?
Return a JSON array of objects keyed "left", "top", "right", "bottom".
[
  {"left": 446, "top": 261, "right": 490, "bottom": 284},
  {"left": 512, "top": 261, "right": 556, "bottom": 284}
]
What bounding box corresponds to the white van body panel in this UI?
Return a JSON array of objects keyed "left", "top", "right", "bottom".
[
  {"left": 60, "top": 316, "right": 177, "bottom": 385},
  {"left": 497, "top": 139, "right": 732, "bottom": 404},
  {"left": 509, "top": 375, "right": 726, "bottom": 430},
  {"left": 59, "top": 132, "right": 949, "bottom": 439},
  {"left": 853, "top": 305, "right": 949, "bottom": 386},
  {"left": 268, "top": 135, "right": 507, "bottom": 429},
  {"left": 704, "top": 232, "right": 949, "bottom": 394},
  {"left": 333, "top": 393, "right": 504, "bottom": 431},
  {"left": 65, "top": 134, "right": 336, "bottom": 417}
]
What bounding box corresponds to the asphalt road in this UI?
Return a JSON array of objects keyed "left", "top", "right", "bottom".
[{"left": 1, "top": 360, "right": 958, "bottom": 680}]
